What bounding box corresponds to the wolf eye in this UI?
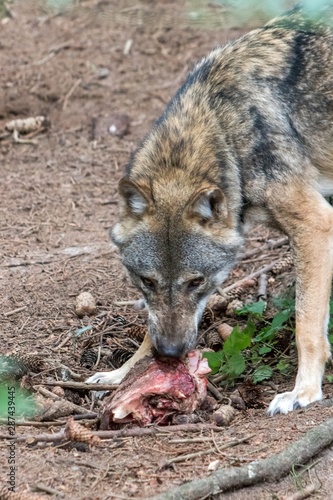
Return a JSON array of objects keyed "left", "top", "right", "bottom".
[
  {"left": 141, "top": 277, "right": 155, "bottom": 290},
  {"left": 188, "top": 277, "right": 205, "bottom": 291}
]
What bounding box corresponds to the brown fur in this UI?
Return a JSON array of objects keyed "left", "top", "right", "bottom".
[{"left": 88, "top": 8, "right": 333, "bottom": 414}]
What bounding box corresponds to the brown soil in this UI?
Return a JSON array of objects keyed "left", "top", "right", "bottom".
[{"left": 0, "top": 1, "right": 333, "bottom": 499}]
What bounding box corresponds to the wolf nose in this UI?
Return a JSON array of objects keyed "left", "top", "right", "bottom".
[{"left": 155, "top": 340, "right": 186, "bottom": 358}]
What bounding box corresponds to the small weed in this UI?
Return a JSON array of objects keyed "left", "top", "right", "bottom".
[
  {"left": 204, "top": 296, "right": 333, "bottom": 385},
  {"left": 204, "top": 296, "right": 296, "bottom": 384}
]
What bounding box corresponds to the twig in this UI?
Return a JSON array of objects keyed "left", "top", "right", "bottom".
[
  {"left": 5, "top": 423, "right": 228, "bottom": 443},
  {"left": 62, "top": 78, "right": 82, "bottom": 110},
  {"left": 150, "top": 417, "right": 333, "bottom": 500},
  {"left": 32, "top": 483, "right": 65, "bottom": 498},
  {"left": 218, "top": 260, "right": 281, "bottom": 295},
  {"left": 240, "top": 236, "right": 289, "bottom": 260},
  {"left": 58, "top": 364, "right": 83, "bottom": 380},
  {"left": 53, "top": 332, "right": 73, "bottom": 350},
  {"left": 113, "top": 300, "right": 138, "bottom": 306},
  {"left": 36, "top": 386, "right": 96, "bottom": 416},
  {"left": 207, "top": 381, "right": 224, "bottom": 402},
  {"left": 4, "top": 305, "right": 28, "bottom": 317},
  {"left": 283, "top": 484, "right": 319, "bottom": 500},
  {"left": 163, "top": 434, "right": 256, "bottom": 467},
  {"left": 41, "top": 381, "right": 118, "bottom": 391},
  {"left": 0, "top": 418, "right": 64, "bottom": 427},
  {"left": 257, "top": 273, "right": 268, "bottom": 301},
  {"left": 93, "top": 333, "right": 103, "bottom": 369}
]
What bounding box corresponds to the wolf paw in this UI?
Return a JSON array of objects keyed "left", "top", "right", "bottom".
[
  {"left": 86, "top": 368, "right": 127, "bottom": 399},
  {"left": 86, "top": 367, "right": 125, "bottom": 385},
  {"left": 268, "top": 388, "right": 322, "bottom": 416}
]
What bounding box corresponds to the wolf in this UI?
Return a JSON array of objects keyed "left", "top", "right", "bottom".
[{"left": 87, "top": 7, "right": 333, "bottom": 415}]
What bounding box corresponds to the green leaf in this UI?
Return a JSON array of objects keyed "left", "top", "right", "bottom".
[
  {"left": 328, "top": 334, "right": 333, "bottom": 345},
  {"left": 273, "top": 297, "right": 295, "bottom": 312},
  {"left": 258, "top": 345, "right": 272, "bottom": 355},
  {"left": 226, "top": 352, "right": 246, "bottom": 377},
  {"left": 276, "top": 360, "right": 290, "bottom": 374},
  {"left": 271, "top": 309, "right": 291, "bottom": 329},
  {"left": 236, "top": 301, "right": 266, "bottom": 317},
  {"left": 252, "top": 365, "right": 273, "bottom": 384},
  {"left": 223, "top": 326, "right": 253, "bottom": 355},
  {"left": 327, "top": 374, "right": 333, "bottom": 383},
  {"left": 202, "top": 350, "right": 223, "bottom": 374},
  {"left": 254, "top": 325, "right": 275, "bottom": 343}
]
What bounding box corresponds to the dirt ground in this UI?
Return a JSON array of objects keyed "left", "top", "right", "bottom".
[{"left": 0, "top": 1, "right": 333, "bottom": 499}]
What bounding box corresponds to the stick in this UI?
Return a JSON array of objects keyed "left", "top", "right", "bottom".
[
  {"left": 207, "top": 381, "right": 224, "bottom": 402},
  {"left": 62, "top": 78, "right": 82, "bottom": 110},
  {"left": 32, "top": 483, "right": 65, "bottom": 498},
  {"left": 150, "top": 417, "right": 333, "bottom": 500},
  {"left": 113, "top": 300, "right": 138, "bottom": 306},
  {"left": 163, "top": 434, "right": 256, "bottom": 467},
  {"left": 4, "top": 305, "right": 27, "bottom": 317},
  {"left": 41, "top": 381, "right": 118, "bottom": 391},
  {"left": 257, "top": 273, "right": 268, "bottom": 301},
  {"left": 36, "top": 387, "right": 96, "bottom": 416},
  {"left": 5, "top": 423, "right": 227, "bottom": 443},
  {"left": 240, "top": 236, "right": 289, "bottom": 260},
  {"left": 283, "top": 484, "right": 318, "bottom": 500},
  {"left": 218, "top": 260, "right": 280, "bottom": 295},
  {"left": 0, "top": 418, "right": 64, "bottom": 427}
]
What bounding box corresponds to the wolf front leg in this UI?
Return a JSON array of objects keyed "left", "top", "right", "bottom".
[
  {"left": 267, "top": 183, "right": 333, "bottom": 415},
  {"left": 86, "top": 332, "right": 152, "bottom": 385}
]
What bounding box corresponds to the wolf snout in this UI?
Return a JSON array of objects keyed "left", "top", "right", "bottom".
[{"left": 154, "top": 336, "right": 192, "bottom": 358}]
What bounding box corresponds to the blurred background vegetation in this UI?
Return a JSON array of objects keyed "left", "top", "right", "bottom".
[{"left": 2, "top": 1, "right": 333, "bottom": 28}]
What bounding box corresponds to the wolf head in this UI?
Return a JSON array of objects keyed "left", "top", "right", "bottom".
[{"left": 111, "top": 175, "right": 242, "bottom": 358}]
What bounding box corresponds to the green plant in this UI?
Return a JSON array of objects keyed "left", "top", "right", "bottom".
[
  {"left": 203, "top": 297, "right": 296, "bottom": 384},
  {"left": 205, "top": 296, "right": 333, "bottom": 385}
]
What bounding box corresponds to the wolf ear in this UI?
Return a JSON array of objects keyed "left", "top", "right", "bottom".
[
  {"left": 185, "top": 187, "right": 227, "bottom": 223},
  {"left": 118, "top": 178, "right": 151, "bottom": 217}
]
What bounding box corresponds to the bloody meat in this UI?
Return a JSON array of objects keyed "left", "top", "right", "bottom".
[{"left": 100, "top": 350, "right": 211, "bottom": 428}]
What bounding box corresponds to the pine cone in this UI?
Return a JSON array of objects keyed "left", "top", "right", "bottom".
[
  {"left": 200, "top": 308, "right": 215, "bottom": 329},
  {"left": 0, "top": 353, "right": 46, "bottom": 380},
  {"left": 80, "top": 349, "right": 98, "bottom": 369},
  {"left": 206, "top": 294, "right": 227, "bottom": 312},
  {"left": 128, "top": 324, "right": 146, "bottom": 342},
  {"left": 107, "top": 348, "right": 133, "bottom": 369},
  {"left": 271, "top": 253, "right": 293, "bottom": 275},
  {"left": 65, "top": 417, "right": 101, "bottom": 446},
  {"left": 204, "top": 330, "right": 223, "bottom": 351}
]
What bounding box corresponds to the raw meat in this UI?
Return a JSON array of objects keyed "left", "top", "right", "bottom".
[{"left": 100, "top": 350, "right": 211, "bottom": 428}]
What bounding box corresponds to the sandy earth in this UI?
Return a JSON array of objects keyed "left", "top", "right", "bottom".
[{"left": 0, "top": 1, "right": 333, "bottom": 499}]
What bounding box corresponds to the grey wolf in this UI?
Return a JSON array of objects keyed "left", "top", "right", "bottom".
[{"left": 87, "top": 8, "right": 333, "bottom": 415}]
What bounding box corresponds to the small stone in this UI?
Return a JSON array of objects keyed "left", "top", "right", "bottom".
[{"left": 207, "top": 459, "right": 221, "bottom": 471}]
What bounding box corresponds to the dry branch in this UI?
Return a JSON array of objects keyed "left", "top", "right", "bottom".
[
  {"left": 41, "top": 381, "right": 118, "bottom": 391},
  {"left": 219, "top": 260, "right": 280, "bottom": 295},
  {"left": 163, "top": 434, "right": 255, "bottom": 467},
  {"left": 284, "top": 484, "right": 318, "bottom": 500},
  {"left": 150, "top": 417, "right": 333, "bottom": 500},
  {"left": 240, "top": 236, "right": 289, "bottom": 260},
  {"left": 4, "top": 423, "right": 226, "bottom": 444}
]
